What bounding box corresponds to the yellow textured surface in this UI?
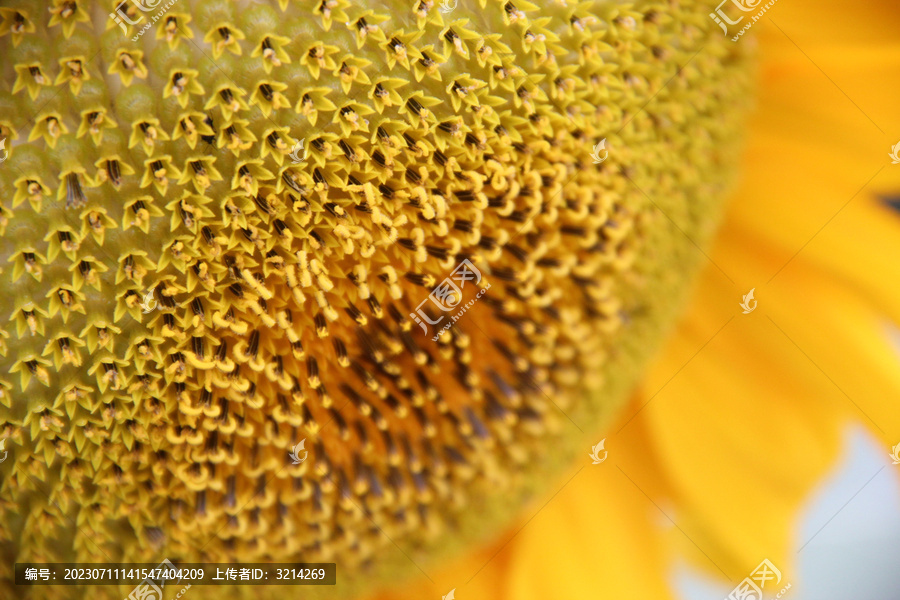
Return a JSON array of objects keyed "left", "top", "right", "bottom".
[{"left": 0, "top": 0, "right": 751, "bottom": 598}]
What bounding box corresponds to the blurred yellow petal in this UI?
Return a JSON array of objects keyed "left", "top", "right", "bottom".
[
  {"left": 625, "top": 269, "right": 845, "bottom": 580},
  {"left": 366, "top": 462, "right": 675, "bottom": 600},
  {"left": 630, "top": 0, "right": 900, "bottom": 587},
  {"left": 506, "top": 466, "right": 675, "bottom": 600}
]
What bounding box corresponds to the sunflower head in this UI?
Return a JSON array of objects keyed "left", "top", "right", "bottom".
[{"left": 0, "top": 0, "right": 751, "bottom": 597}]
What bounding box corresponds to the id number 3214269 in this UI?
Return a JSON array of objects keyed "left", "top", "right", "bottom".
[{"left": 276, "top": 567, "right": 326, "bottom": 580}]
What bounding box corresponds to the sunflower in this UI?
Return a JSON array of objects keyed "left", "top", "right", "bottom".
[
  {"left": 359, "top": 1, "right": 900, "bottom": 599},
  {"left": 0, "top": 0, "right": 795, "bottom": 598}
]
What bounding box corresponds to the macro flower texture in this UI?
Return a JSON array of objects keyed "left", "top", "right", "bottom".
[{"left": 1, "top": 0, "right": 897, "bottom": 598}]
